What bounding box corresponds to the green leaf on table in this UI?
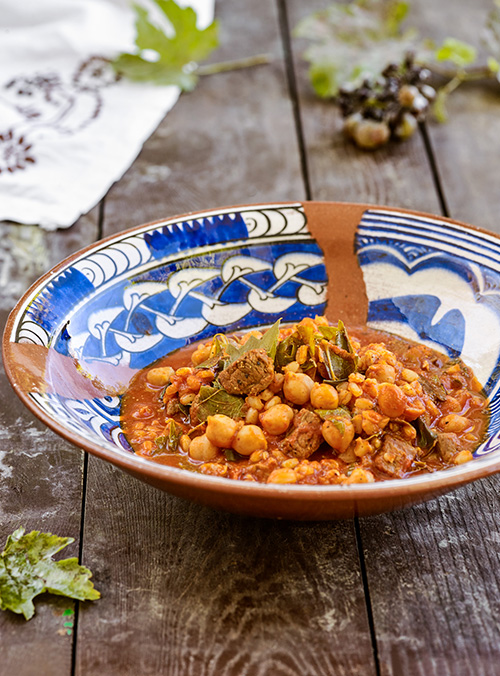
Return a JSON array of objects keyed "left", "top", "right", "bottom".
[
  {"left": 0, "top": 528, "right": 100, "bottom": 620},
  {"left": 483, "top": 2, "right": 500, "bottom": 82},
  {"left": 113, "top": 0, "right": 219, "bottom": 90},
  {"left": 435, "top": 38, "right": 477, "bottom": 68},
  {"left": 432, "top": 87, "right": 449, "bottom": 122},
  {"left": 196, "top": 385, "right": 245, "bottom": 422},
  {"left": 488, "top": 56, "right": 500, "bottom": 74},
  {"left": 295, "top": 0, "right": 420, "bottom": 97}
]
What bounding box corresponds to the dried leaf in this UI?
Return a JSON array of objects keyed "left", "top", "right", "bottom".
[
  {"left": 0, "top": 528, "right": 100, "bottom": 620},
  {"left": 195, "top": 385, "right": 244, "bottom": 422},
  {"left": 226, "top": 320, "right": 281, "bottom": 366}
]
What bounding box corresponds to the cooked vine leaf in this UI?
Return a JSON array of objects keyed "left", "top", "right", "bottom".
[
  {"left": 413, "top": 417, "right": 438, "bottom": 453},
  {"left": 112, "top": 0, "right": 219, "bottom": 91},
  {"left": 225, "top": 319, "right": 281, "bottom": 365},
  {"left": 0, "top": 528, "right": 100, "bottom": 620},
  {"left": 323, "top": 344, "right": 358, "bottom": 383},
  {"left": 196, "top": 334, "right": 230, "bottom": 369},
  {"left": 314, "top": 407, "right": 352, "bottom": 421},
  {"left": 154, "top": 420, "right": 183, "bottom": 454},
  {"left": 275, "top": 333, "right": 300, "bottom": 370},
  {"left": 318, "top": 320, "right": 356, "bottom": 354},
  {"left": 420, "top": 374, "right": 447, "bottom": 402},
  {"left": 196, "top": 385, "right": 245, "bottom": 422}
]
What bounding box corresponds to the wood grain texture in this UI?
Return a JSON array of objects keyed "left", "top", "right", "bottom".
[
  {"left": 75, "top": 1, "right": 375, "bottom": 674},
  {"left": 286, "top": 0, "right": 442, "bottom": 214},
  {"left": 101, "top": 0, "right": 305, "bottom": 235},
  {"left": 287, "top": 1, "right": 500, "bottom": 675},
  {"left": 77, "top": 463, "right": 374, "bottom": 676},
  {"left": 0, "top": 213, "right": 98, "bottom": 676},
  {"left": 360, "top": 480, "right": 500, "bottom": 676},
  {"left": 411, "top": 0, "right": 500, "bottom": 232}
]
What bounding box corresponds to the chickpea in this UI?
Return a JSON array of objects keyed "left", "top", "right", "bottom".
[
  {"left": 366, "top": 363, "right": 396, "bottom": 383},
  {"left": 439, "top": 414, "right": 471, "bottom": 434},
  {"left": 354, "top": 438, "right": 371, "bottom": 457},
  {"left": 310, "top": 383, "right": 339, "bottom": 410},
  {"left": 232, "top": 425, "right": 267, "bottom": 456},
  {"left": 179, "top": 392, "right": 196, "bottom": 406},
  {"left": 245, "top": 407, "right": 260, "bottom": 424},
  {"left": 264, "top": 396, "right": 282, "bottom": 410},
  {"left": 283, "top": 372, "right": 315, "bottom": 405},
  {"left": 191, "top": 343, "right": 211, "bottom": 366},
  {"left": 267, "top": 468, "right": 298, "bottom": 484},
  {"left": 246, "top": 395, "right": 264, "bottom": 411},
  {"left": 322, "top": 419, "right": 355, "bottom": 452},
  {"left": 206, "top": 414, "right": 239, "bottom": 448},
  {"left": 343, "top": 467, "right": 375, "bottom": 484},
  {"left": 377, "top": 383, "right": 406, "bottom": 418},
  {"left": 259, "top": 404, "right": 294, "bottom": 435},
  {"left": 189, "top": 434, "right": 219, "bottom": 461},
  {"left": 401, "top": 368, "right": 419, "bottom": 383},
  {"left": 146, "top": 366, "right": 174, "bottom": 386},
  {"left": 179, "top": 435, "right": 191, "bottom": 453},
  {"left": 454, "top": 450, "right": 473, "bottom": 465},
  {"left": 269, "top": 372, "right": 285, "bottom": 393}
]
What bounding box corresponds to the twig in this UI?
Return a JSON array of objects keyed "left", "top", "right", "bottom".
[{"left": 197, "top": 53, "right": 273, "bottom": 76}]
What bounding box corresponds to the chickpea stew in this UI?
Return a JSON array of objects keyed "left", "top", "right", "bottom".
[{"left": 120, "top": 317, "right": 488, "bottom": 485}]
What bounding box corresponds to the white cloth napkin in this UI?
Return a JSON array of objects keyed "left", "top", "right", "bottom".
[{"left": 0, "top": 0, "right": 214, "bottom": 230}]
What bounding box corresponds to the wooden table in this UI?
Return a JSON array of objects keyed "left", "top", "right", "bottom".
[{"left": 2, "top": 1, "right": 500, "bottom": 674}]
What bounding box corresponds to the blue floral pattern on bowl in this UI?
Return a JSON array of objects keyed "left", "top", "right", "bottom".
[
  {"left": 356, "top": 208, "right": 500, "bottom": 457},
  {"left": 12, "top": 204, "right": 327, "bottom": 454},
  {"left": 9, "top": 203, "right": 500, "bottom": 464}
]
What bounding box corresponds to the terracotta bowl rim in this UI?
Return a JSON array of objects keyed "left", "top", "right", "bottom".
[{"left": 4, "top": 200, "right": 500, "bottom": 503}]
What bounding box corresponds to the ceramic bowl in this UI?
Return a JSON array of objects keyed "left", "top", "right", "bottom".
[{"left": 4, "top": 201, "right": 500, "bottom": 519}]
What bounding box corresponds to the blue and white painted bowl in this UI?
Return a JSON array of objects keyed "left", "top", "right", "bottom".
[{"left": 4, "top": 202, "right": 500, "bottom": 519}]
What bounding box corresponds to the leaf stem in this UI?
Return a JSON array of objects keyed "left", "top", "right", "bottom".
[
  {"left": 197, "top": 53, "right": 273, "bottom": 76},
  {"left": 425, "top": 62, "right": 497, "bottom": 82}
]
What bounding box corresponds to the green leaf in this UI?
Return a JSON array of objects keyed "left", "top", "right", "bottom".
[
  {"left": 196, "top": 385, "right": 244, "bottom": 422},
  {"left": 488, "top": 56, "right": 500, "bottom": 74},
  {"left": 295, "top": 0, "right": 421, "bottom": 97},
  {"left": 195, "top": 334, "right": 229, "bottom": 369},
  {"left": 314, "top": 407, "right": 351, "bottom": 421},
  {"left": 435, "top": 38, "right": 477, "bottom": 68},
  {"left": 226, "top": 320, "right": 281, "bottom": 365},
  {"left": 412, "top": 417, "right": 438, "bottom": 453},
  {"left": 319, "top": 321, "right": 358, "bottom": 381},
  {"left": 112, "top": 0, "right": 219, "bottom": 90},
  {"left": 154, "top": 420, "right": 183, "bottom": 454},
  {"left": 275, "top": 333, "right": 300, "bottom": 370},
  {"left": 482, "top": 2, "right": 500, "bottom": 77},
  {"left": 0, "top": 528, "right": 100, "bottom": 620},
  {"left": 432, "top": 87, "right": 449, "bottom": 123}
]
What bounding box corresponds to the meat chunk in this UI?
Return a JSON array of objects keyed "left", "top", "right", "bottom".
[
  {"left": 282, "top": 409, "right": 323, "bottom": 459},
  {"left": 374, "top": 434, "right": 418, "bottom": 478},
  {"left": 436, "top": 432, "right": 460, "bottom": 463},
  {"left": 218, "top": 349, "right": 274, "bottom": 396}
]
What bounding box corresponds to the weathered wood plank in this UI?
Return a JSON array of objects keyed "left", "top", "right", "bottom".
[
  {"left": 77, "top": 467, "right": 373, "bottom": 676},
  {"left": 286, "top": 0, "right": 442, "bottom": 214},
  {"left": 101, "top": 0, "right": 305, "bottom": 232},
  {"left": 288, "top": 1, "right": 500, "bottom": 675},
  {"left": 411, "top": 0, "right": 500, "bottom": 233},
  {"left": 75, "top": 1, "right": 376, "bottom": 674},
  {"left": 287, "top": 0, "right": 500, "bottom": 673},
  {"left": 0, "top": 212, "right": 99, "bottom": 676}
]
